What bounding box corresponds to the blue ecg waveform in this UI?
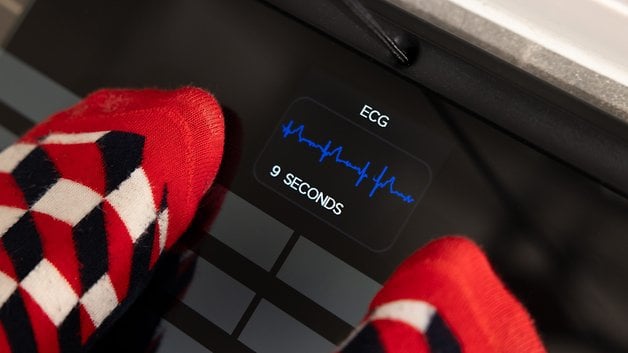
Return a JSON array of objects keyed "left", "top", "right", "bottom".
[{"left": 281, "top": 120, "right": 415, "bottom": 203}]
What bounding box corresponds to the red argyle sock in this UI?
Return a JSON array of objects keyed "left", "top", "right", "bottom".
[
  {"left": 338, "top": 236, "right": 547, "bottom": 353},
  {"left": 0, "top": 88, "right": 224, "bottom": 353}
]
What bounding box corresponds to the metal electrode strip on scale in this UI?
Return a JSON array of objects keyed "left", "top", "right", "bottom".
[{"left": 281, "top": 120, "right": 415, "bottom": 204}]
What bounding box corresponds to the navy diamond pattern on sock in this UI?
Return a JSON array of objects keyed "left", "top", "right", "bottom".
[
  {"left": 426, "top": 313, "right": 461, "bottom": 353},
  {"left": 0, "top": 293, "right": 39, "bottom": 353},
  {"left": 2, "top": 213, "right": 43, "bottom": 280},
  {"left": 73, "top": 203, "right": 109, "bottom": 292},
  {"left": 341, "top": 324, "right": 386, "bottom": 353},
  {"left": 97, "top": 132, "right": 145, "bottom": 194},
  {"left": 12, "top": 147, "right": 60, "bottom": 206}
]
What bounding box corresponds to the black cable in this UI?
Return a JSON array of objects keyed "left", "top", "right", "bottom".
[{"left": 340, "top": 0, "right": 411, "bottom": 65}]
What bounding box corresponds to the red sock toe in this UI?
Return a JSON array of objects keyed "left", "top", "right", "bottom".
[
  {"left": 339, "top": 236, "right": 547, "bottom": 353},
  {"left": 22, "top": 87, "right": 225, "bottom": 245},
  {"left": 0, "top": 87, "right": 224, "bottom": 353}
]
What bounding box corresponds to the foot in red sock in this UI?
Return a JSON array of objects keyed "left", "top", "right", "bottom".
[
  {"left": 0, "top": 87, "right": 224, "bottom": 353},
  {"left": 337, "top": 236, "right": 547, "bottom": 353}
]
